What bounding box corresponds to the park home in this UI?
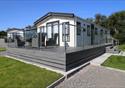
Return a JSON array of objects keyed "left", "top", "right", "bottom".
[
  {"left": 7, "top": 28, "right": 24, "bottom": 39},
  {"left": 7, "top": 28, "right": 25, "bottom": 47},
  {"left": 34, "top": 12, "right": 111, "bottom": 48}
]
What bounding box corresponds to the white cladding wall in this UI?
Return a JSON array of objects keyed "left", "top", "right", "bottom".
[{"left": 37, "top": 16, "right": 76, "bottom": 47}]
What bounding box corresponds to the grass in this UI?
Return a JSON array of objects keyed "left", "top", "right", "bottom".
[
  {"left": 0, "top": 56, "right": 62, "bottom": 88},
  {"left": 102, "top": 55, "right": 125, "bottom": 70},
  {"left": 118, "top": 44, "right": 125, "bottom": 51},
  {"left": 0, "top": 47, "right": 6, "bottom": 52}
]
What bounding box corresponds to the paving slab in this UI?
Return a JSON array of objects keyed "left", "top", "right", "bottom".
[
  {"left": 56, "top": 65, "right": 125, "bottom": 88},
  {"left": 90, "top": 53, "right": 112, "bottom": 66},
  {"left": 90, "top": 52, "right": 125, "bottom": 66}
]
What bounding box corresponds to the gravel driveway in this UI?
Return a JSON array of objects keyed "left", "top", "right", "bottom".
[{"left": 56, "top": 65, "right": 125, "bottom": 88}]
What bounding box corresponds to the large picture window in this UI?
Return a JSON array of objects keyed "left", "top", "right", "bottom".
[
  {"left": 47, "top": 23, "right": 52, "bottom": 38},
  {"left": 62, "top": 22, "right": 70, "bottom": 42}
]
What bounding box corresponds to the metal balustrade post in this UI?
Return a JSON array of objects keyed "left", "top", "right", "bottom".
[{"left": 62, "top": 23, "right": 67, "bottom": 54}]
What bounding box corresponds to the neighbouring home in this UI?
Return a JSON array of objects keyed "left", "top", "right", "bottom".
[
  {"left": 7, "top": 28, "right": 25, "bottom": 47},
  {"left": 7, "top": 28, "right": 24, "bottom": 39}
]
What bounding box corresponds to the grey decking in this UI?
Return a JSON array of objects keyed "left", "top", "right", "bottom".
[
  {"left": 7, "top": 47, "right": 66, "bottom": 71},
  {"left": 7, "top": 45, "right": 108, "bottom": 72}
]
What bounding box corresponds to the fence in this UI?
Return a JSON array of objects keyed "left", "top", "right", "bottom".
[{"left": 7, "top": 23, "right": 113, "bottom": 51}]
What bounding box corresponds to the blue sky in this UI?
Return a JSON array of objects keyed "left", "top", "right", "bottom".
[{"left": 0, "top": 0, "right": 125, "bottom": 31}]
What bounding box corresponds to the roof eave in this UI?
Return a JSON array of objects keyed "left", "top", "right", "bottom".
[{"left": 34, "top": 12, "right": 75, "bottom": 25}]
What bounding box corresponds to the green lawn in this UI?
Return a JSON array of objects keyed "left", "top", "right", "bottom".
[
  {"left": 0, "top": 47, "right": 6, "bottom": 52},
  {"left": 102, "top": 55, "right": 125, "bottom": 70},
  {"left": 0, "top": 56, "right": 62, "bottom": 88},
  {"left": 118, "top": 44, "right": 125, "bottom": 51}
]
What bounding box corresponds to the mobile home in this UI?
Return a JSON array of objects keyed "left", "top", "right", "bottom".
[
  {"left": 7, "top": 28, "right": 24, "bottom": 39},
  {"left": 34, "top": 12, "right": 111, "bottom": 48}
]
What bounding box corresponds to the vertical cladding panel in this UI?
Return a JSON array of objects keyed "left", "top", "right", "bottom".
[
  {"left": 7, "top": 48, "right": 66, "bottom": 71},
  {"left": 76, "top": 18, "right": 92, "bottom": 47},
  {"left": 66, "top": 46, "right": 106, "bottom": 71}
]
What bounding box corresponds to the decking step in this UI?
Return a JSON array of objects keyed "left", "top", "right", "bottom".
[
  {"left": 7, "top": 52, "right": 66, "bottom": 71},
  {"left": 7, "top": 48, "right": 65, "bottom": 60},
  {"left": 7, "top": 51, "right": 65, "bottom": 64}
]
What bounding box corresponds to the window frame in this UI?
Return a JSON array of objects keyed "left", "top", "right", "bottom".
[
  {"left": 40, "top": 26, "right": 45, "bottom": 33},
  {"left": 87, "top": 25, "right": 91, "bottom": 36},
  {"left": 62, "top": 22, "right": 70, "bottom": 42},
  {"left": 105, "top": 30, "right": 107, "bottom": 34},
  {"left": 100, "top": 29, "right": 103, "bottom": 36},
  {"left": 95, "top": 27, "right": 98, "bottom": 35},
  {"left": 77, "top": 22, "right": 81, "bottom": 35},
  {"left": 46, "top": 21, "right": 59, "bottom": 39}
]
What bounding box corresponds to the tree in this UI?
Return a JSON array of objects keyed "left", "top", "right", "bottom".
[
  {"left": 86, "top": 18, "right": 94, "bottom": 22},
  {"left": 0, "top": 31, "right": 7, "bottom": 38},
  {"left": 94, "top": 14, "right": 108, "bottom": 27},
  {"left": 86, "top": 11, "right": 125, "bottom": 44},
  {"left": 100, "top": 15, "right": 108, "bottom": 28},
  {"left": 107, "top": 11, "right": 125, "bottom": 44},
  {"left": 95, "top": 14, "right": 102, "bottom": 25}
]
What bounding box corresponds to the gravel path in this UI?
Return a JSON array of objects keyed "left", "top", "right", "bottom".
[{"left": 56, "top": 65, "right": 125, "bottom": 88}]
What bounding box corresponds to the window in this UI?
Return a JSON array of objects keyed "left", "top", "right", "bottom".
[
  {"left": 83, "top": 28, "right": 86, "bottom": 32},
  {"left": 62, "top": 22, "right": 70, "bottom": 42},
  {"left": 47, "top": 23, "right": 52, "bottom": 38},
  {"left": 95, "top": 27, "right": 98, "bottom": 35},
  {"left": 53, "top": 22, "right": 59, "bottom": 34},
  {"left": 87, "top": 25, "right": 91, "bottom": 36},
  {"left": 77, "top": 22, "right": 81, "bottom": 35},
  {"left": 105, "top": 30, "right": 107, "bottom": 34},
  {"left": 46, "top": 21, "right": 59, "bottom": 39},
  {"left": 100, "top": 29, "right": 103, "bottom": 36},
  {"left": 40, "top": 26, "right": 45, "bottom": 33}
]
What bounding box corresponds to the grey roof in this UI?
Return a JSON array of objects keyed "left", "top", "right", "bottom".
[
  {"left": 34, "top": 12, "right": 109, "bottom": 31},
  {"left": 7, "top": 28, "right": 24, "bottom": 32},
  {"left": 34, "top": 12, "right": 75, "bottom": 25}
]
